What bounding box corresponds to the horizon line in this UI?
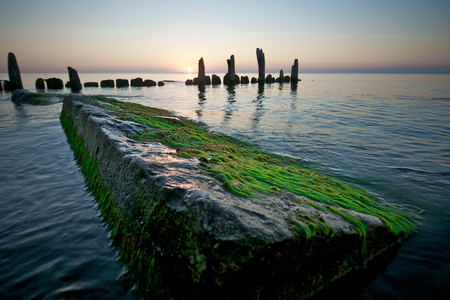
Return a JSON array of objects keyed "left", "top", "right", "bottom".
[{"left": 1, "top": 70, "right": 450, "bottom": 75}]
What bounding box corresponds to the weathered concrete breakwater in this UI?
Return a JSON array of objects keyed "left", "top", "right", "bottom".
[{"left": 59, "top": 93, "right": 414, "bottom": 299}]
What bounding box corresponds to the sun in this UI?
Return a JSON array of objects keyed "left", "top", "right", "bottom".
[{"left": 187, "top": 67, "right": 192, "bottom": 72}]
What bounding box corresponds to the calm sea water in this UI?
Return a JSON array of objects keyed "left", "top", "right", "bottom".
[{"left": 0, "top": 72, "right": 449, "bottom": 299}]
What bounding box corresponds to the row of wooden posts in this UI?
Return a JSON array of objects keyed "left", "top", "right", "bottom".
[
  {"left": 1, "top": 49, "right": 299, "bottom": 93},
  {"left": 187, "top": 48, "right": 299, "bottom": 86},
  {"left": 0, "top": 54, "right": 167, "bottom": 92}
]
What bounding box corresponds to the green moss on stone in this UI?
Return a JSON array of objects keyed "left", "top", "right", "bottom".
[
  {"left": 90, "top": 96, "right": 415, "bottom": 238},
  {"left": 60, "top": 111, "right": 196, "bottom": 299},
  {"left": 60, "top": 96, "right": 418, "bottom": 299}
]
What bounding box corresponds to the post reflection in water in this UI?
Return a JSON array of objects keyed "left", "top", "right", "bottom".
[
  {"left": 223, "top": 85, "right": 237, "bottom": 124},
  {"left": 196, "top": 85, "right": 206, "bottom": 118},
  {"left": 290, "top": 83, "right": 298, "bottom": 109},
  {"left": 252, "top": 83, "right": 266, "bottom": 128},
  {"left": 291, "top": 81, "right": 298, "bottom": 92}
]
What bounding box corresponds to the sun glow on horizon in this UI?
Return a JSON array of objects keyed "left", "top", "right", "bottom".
[{"left": 187, "top": 67, "right": 192, "bottom": 72}]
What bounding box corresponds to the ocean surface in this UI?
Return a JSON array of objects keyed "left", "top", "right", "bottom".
[{"left": 0, "top": 72, "right": 449, "bottom": 299}]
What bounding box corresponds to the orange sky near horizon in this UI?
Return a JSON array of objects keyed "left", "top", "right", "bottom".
[{"left": 1, "top": 0, "right": 449, "bottom": 74}]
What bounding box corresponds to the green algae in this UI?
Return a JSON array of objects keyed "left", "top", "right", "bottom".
[
  {"left": 11, "top": 91, "right": 65, "bottom": 105},
  {"left": 61, "top": 112, "right": 170, "bottom": 298},
  {"left": 88, "top": 96, "right": 415, "bottom": 238},
  {"left": 60, "top": 96, "right": 419, "bottom": 299}
]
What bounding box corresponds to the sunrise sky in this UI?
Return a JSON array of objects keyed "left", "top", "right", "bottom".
[{"left": 0, "top": 0, "right": 449, "bottom": 74}]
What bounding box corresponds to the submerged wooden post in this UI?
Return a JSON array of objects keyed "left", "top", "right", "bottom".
[
  {"left": 198, "top": 57, "right": 206, "bottom": 86},
  {"left": 279, "top": 70, "right": 284, "bottom": 83},
  {"left": 256, "top": 48, "right": 265, "bottom": 83},
  {"left": 291, "top": 59, "right": 299, "bottom": 84},
  {"left": 8, "top": 52, "right": 23, "bottom": 91},
  {"left": 68, "top": 67, "right": 82, "bottom": 92}
]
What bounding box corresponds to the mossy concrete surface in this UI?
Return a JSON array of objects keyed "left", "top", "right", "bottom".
[
  {"left": 60, "top": 94, "right": 415, "bottom": 299},
  {"left": 11, "top": 89, "right": 65, "bottom": 105}
]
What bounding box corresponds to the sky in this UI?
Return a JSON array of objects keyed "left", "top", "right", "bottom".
[{"left": 0, "top": 0, "right": 449, "bottom": 74}]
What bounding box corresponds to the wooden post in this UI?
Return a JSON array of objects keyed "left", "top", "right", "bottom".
[
  {"left": 256, "top": 48, "right": 265, "bottom": 83},
  {"left": 8, "top": 52, "right": 23, "bottom": 91},
  {"left": 198, "top": 57, "right": 206, "bottom": 86},
  {"left": 68, "top": 67, "right": 82, "bottom": 92},
  {"left": 279, "top": 70, "right": 284, "bottom": 83},
  {"left": 228, "top": 55, "right": 236, "bottom": 83},
  {"left": 291, "top": 59, "right": 299, "bottom": 84}
]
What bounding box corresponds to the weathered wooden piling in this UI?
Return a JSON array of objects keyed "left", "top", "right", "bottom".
[
  {"left": 143, "top": 79, "right": 156, "bottom": 87},
  {"left": 8, "top": 53, "right": 23, "bottom": 91},
  {"left": 279, "top": 70, "right": 284, "bottom": 83},
  {"left": 116, "top": 79, "right": 129, "bottom": 88},
  {"left": 101, "top": 80, "right": 115, "bottom": 88},
  {"left": 45, "top": 78, "right": 64, "bottom": 90},
  {"left": 198, "top": 57, "right": 206, "bottom": 86},
  {"left": 131, "top": 78, "right": 144, "bottom": 87},
  {"left": 35, "top": 78, "right": 45, "bottom": 90},
  {"left": 212, "top": 74, "right": 221, "bottom": 85},
  {"left": 68, "top": 67, "right": 82, "bottom": 92},
  {"left": 224, "top": 55, "right": 238, "bottom": 85},
  {"left": 265, "top": 74, "right": 274, "bottom": 84},
  {"left": 291, "top": 59, "right": 299, "bottom": 84},
  {"left": 84, "top": 82, "right": 99, "bottom": 87},
  {"left": 256, "top": 48, "right": 265, "bottom": 83},
  {"left": 228, "top": 55, "right": 236, "bottom": 81}
]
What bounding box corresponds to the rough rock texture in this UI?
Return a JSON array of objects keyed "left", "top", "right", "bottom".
[
  {"left": 241, "top": 76, "right": 249, "bottom": 84},
  {"left": 185, "top": 79, "right": 193, "bottom": 85},
  {"left": 116, "top": 79, "right": 129, "bottom": 88},
  {"left": 68, "top": 67, "right": 82, "bottom": 92},
  {"left": 35, "top": 78, "right": 45, "bottom": 90},
  {"left": 45, "top": 78, "right": 64, "bottom": 90},
  {"left": 0, "top": 81, "right": 3, "bottom": 92},
  {"left": 291, "top": 59, "right": 299, "bottom": 84},
  {"left": 101, "top": 79, "right": 115, "bottom": 88},
  {"left": 7, "top": 52, "right": 23, "bottom": 91},
  {"left": 11, "top": 89, "right": 65, "bottom": 105},
  {"left": 256, "top": 48, "right": 265, "bottom": 83},
  {"left": 60, "top": 95, "right": 412, "bottom": 299},
  {"left": 158, "top": 81, "right": 165, "bottom": 86},
  {"left": 251, "top": 77, "right": 258, "bottom": 84}
]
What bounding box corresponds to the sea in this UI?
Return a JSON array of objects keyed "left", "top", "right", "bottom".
[{"left": 0, "top": 72, "right": 449, "bottom": 299}]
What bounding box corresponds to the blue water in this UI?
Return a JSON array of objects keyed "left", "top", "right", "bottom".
[{"left": 1, "top": 73, "right": 449, "bottom": 299}]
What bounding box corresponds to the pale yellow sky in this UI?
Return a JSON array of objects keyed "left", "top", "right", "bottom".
[{"left": 1, "top": 0, "right": 449, "bottom": 73}]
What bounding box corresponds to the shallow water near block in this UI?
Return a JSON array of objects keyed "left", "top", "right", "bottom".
[{"left": 0, "top": 72, "right": 449, "bottom": 299}]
